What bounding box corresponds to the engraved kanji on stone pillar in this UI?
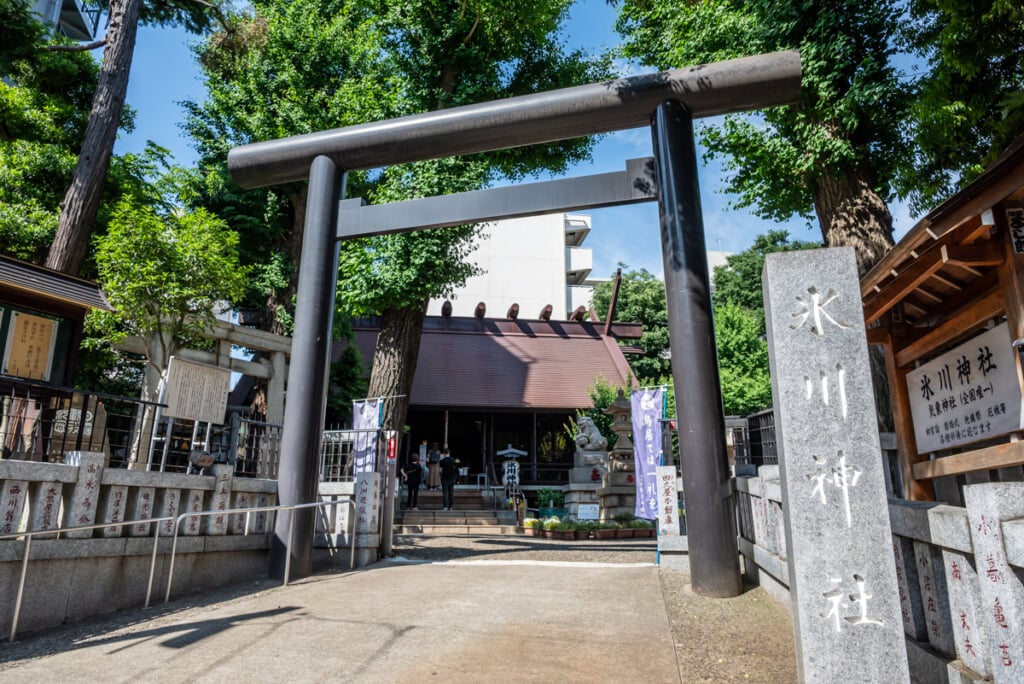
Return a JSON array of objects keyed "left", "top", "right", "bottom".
[{"left": 763, "top": 248, "right": 909, "bottom": 683}]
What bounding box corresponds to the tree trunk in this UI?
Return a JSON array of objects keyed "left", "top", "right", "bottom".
[
  {"left": 45, "top": 0, "right": 141, "bottom": 275},
  {"left": 266, "top": 187, "right": 307, "bottom": 335},
  {"left": 812, "top": 167, "right": 896, "bottom": 432},
  {"left": 812, "top": 167, "right": 894, "bottom": 277},
  {"left": 366, "top": 303, "right": 427, "bottom": 433}
]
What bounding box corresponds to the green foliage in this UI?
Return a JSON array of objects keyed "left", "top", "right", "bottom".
[
  {"left": 713, "top": 303, "right": 772, "bottom": 415},
  {"left": 711, "top": 230, "right": 818, "bottom": 325},
  {"left": 0, "top": 3, "right": 100, "bottom": 262},
  {"left": 571, "top": 376, "right": 631, "bottom": 450},
  {"left": 612, "top": 511, "right": 635, "bottom": 525},
  {"left": 617, "top": 0, "right": 910, "bottom": 225},
  {"left": 899, "top": 1, "right": 1024, "bottom": 213},
  {"left": 535, "top": 488, "right": 565, "bottom": 508},
  {"left": 88, "top": 194, "right": 250, "bottom": 369},
  {"left": 592, "top": 266, "right": 669, "bottom": 384}
]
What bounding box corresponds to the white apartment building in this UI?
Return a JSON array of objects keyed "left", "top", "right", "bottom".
[
  {"left": 427, "top": 212, "right": 596, "bottom": 321},
  {"left": 32, "top": 0, "right": 102, "bottom": 40}
]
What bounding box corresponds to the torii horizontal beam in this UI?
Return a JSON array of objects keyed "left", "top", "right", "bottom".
[
  {"left": 228, "top": 51, "right": 800, "bottom": 188},
  {"left": 337, "top": 158, "right": 657, "bottom": 238}
]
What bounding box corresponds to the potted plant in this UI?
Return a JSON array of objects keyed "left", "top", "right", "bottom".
[
  {"left": 613, "top": 511, "right": 636, "bottom": 538},
  {"left": 536, "top": 488, "right": 567, "bottom": 519},
  {"left": 594, "top": 522, "right": 618, "bottom": 540},
  {"left": 575, "top": 520, "right": 595, "bottom": 540},
  {"left": 629, "top": 519, "right": 655, "bottom": 538},
  {"left": 552, "top": 519, "right": 577, "bottom": 540},
  {"left": 542, "top": 516, "right": 562, "bottom": 538},
  {"left": 522, "top": 517, "right": 541, "bottom": 537}
]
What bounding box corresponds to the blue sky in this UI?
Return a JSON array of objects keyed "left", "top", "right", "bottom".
[{"left": 114, "top": 0, "right": 914, "bottom": 279}]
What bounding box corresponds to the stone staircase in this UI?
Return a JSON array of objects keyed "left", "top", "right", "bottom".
[{"left": 395, "top": 488, "right": 520, "bottom": 535}]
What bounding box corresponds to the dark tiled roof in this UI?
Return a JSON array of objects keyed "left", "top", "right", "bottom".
[
  {"left": 0, "top": 256, "right": 112, "bottom": 312},
  {"left": 350, "top": 316, "right": 636, "bottom": 410}
]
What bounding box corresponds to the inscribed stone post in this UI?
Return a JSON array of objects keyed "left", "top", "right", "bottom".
[
  {"left": 98, "top": 485, "right": 127, "bottom": 538},
  {"left": 892, "top": 536, "right": 927, "bottom": 641},
  {"left": 204, "top": 465, "right": 232, "bottom": 535},
  {"left": 182, "top": 489, "right": 205, "bottom": 536},
  {"left": 230, "top": 491, "right": 252, "bottom": 535},
  {"left": 129, "top": 487, "right": 155, "bottom": 536},
  {"left": 30, "top": 481, "right": 63, "bottom": 537},
  {"left": 155, "top": 488, "right": 181, "bottom": 537},
  {"left": 941, "top": 549, "right": 994, "bottom": 677},
  {"left": 763, "top": 248, "right": 909, "bottom": 682},
  {"left": 913, "top": 540, "right": 955, "bottom": 655},
  {"left": 0, "top": 479, "right": 28, "bottom": 535},
  {"left": 65, "top": 451, "right": 104, "bottom": 538},
  {"left": 963, "top": 483, "right": 1024, "bottom": 682}
]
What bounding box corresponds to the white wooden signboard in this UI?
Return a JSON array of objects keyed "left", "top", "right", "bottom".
[
  {"left": 905, "top": 322, "right": 1023, "bottom": 454},
  {"left": 164, "top": 356, "right": 231, "bottom": 425},
  {"left": 655, "top": 465, "right": 680, "bottom": 535}
]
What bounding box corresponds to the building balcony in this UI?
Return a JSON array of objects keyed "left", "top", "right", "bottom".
[{"left": 565, "top": 246, "right": 592, "bottom": 285}]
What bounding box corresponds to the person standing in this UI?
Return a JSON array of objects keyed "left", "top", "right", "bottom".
[
  {"left": 439, "top": 448, "right": 459, "bottom": 511},
  {"left": 400, "top": 457, "right": 423, "bottom": 510},
  {"left": 426, "top": 442, "right": 442, "bottom": 490}
]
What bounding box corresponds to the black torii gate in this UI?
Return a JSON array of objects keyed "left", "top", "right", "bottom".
[{"left": 228, "top": 50, "right": 801, "bottom": 598}]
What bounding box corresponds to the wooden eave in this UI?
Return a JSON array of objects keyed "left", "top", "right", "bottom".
[
  {"left": 861, "top": 133, "right": 1024, "bottom": 501},
  {"left": 861, "top": 138, "right": 1024, "bottom": 337}
]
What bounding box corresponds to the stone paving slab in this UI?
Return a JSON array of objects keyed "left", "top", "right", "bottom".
[{"left": 0, "top": 559, "right": 680, "bottom": 683}]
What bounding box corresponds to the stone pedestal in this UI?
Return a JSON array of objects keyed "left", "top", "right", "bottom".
[
  {"left": 565, "top": 483, "right": 600, "bottom": 520},
  {"left": 596, "top": 485, "right": 635, "bottom": 522}
]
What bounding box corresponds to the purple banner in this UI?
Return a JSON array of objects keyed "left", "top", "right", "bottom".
[{"left": 631, "top": 388, "right": 662, "bottom": 520}]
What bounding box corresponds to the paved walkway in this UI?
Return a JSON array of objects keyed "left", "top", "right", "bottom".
[{"left": 0, "top": 559, "right": 680, "bottom": 682}]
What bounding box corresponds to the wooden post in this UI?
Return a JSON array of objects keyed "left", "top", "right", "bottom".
[{"left": 880, "top": 323, "right": 934, "bottom": 501}]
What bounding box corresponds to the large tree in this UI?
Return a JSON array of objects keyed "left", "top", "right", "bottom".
[
  {"left": 899, "top": 0, "right": 1024, "bottom": 214},
  {"left": 616, "top": 0, "right": 909, "bottom": 276},
  {"left": 186, "top": 0, "right": 611, "bottom": 435},
  {"left": 43, "top": 0, "right": 230, "bottom": 275}
]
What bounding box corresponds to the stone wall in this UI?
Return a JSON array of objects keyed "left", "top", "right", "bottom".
[
  {"left": 737, "top": 465, "right": 1024, "bottom": 684},
  {"left": 1, "top": 454, "right": 278, "bottom": 636}
]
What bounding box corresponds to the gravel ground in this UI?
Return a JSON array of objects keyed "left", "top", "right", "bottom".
[
  {"left": 391, "top": 533, "right": 797, "bottom": 683},
  {"left": 2, "top": 533, "right": 797, "bottom": 682}
]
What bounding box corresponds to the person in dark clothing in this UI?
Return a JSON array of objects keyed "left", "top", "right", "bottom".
[
  {"left": 401, "top": 457, "right": 424, "bottom": 510},
  {"left": 439, "top": 448, "right": 459, "bottom": 511}
]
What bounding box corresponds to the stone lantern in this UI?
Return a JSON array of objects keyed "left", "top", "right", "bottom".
[{"left": 598, "top": 388, "right": 636, "bottom": 520}]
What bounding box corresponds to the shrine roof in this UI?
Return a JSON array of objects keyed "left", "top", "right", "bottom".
[
  {"left": 0, "top": 255, "right": 112, "bottom": 314},
  {"left": 860, "top": 132, "right": 1024, "bottom": 358},
  {"left": 347, "top": 316, "right": 637, "bottom": 410}
]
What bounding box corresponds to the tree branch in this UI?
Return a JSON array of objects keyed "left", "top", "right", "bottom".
[
  {"left": 183, "top": 0, "right": 234, "bottom": 35},
  {"left": 462, "top": 10, "right": 480, "bottom": 45},
  {"left": 43, "top": 38, "right": 107, "bottom": 52}
]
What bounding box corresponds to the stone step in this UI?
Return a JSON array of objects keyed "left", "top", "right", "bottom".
[{"left": 395, "top": 524, "right": 523, "bottom": 535}]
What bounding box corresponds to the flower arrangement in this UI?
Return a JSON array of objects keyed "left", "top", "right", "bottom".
[
  {"left": 523, "top": 517, "right": 541, "bottom": 529},
  {"left": 542, "top": 516, "right": 562, "bottom": 531}
]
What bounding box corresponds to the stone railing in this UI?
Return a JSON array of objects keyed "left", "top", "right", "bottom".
[
  {"left": 736, "top": 466, "right": 1024, "bottom": 683},
  {"left": 0, "top": 452, "right": 277, "bottom": 540},
  {"left": 1, "top": 452, "right": 280, "bottom": 635}
]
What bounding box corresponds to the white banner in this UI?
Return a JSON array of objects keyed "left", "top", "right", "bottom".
[
  {"left": 655, "top": 465, "right": 680, "bottom": 536},
  {"left": 906, "top": 322, "right": 1023, "bottom": 454},
  {"left": 352, "top": 398, "right": 381, "bottom": 473}
]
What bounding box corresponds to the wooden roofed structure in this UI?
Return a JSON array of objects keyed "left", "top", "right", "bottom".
[{"left": 861, "top": 134, "right": 1024, "bottom": 501}]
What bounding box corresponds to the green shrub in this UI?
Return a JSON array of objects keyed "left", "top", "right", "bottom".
[
  {"left": 613, "top": 511, "right": 636, "bottom": 525},
  {"left": 536, "top": 488, "right": 565, "bottom": 508}
]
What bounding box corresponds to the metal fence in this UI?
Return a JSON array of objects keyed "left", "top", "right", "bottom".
[
  {"left": 735, "top": 409, "right": 778, "bottom": 467},
  {"left": 0, "top": 377, "right": 163, "bottom": 468}
]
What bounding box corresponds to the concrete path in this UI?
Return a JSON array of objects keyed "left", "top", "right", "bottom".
[{"left": 0, "top": 558, "right": 681, "bottom": 683}]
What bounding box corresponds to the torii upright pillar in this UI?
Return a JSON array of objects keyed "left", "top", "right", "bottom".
[{"left": 652, "top": 100, "right": 741, "bottom": 597}]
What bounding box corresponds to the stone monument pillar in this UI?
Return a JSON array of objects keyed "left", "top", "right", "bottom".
[{"left": 763, "top": 248, "right": 909, "bottom": 682}]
